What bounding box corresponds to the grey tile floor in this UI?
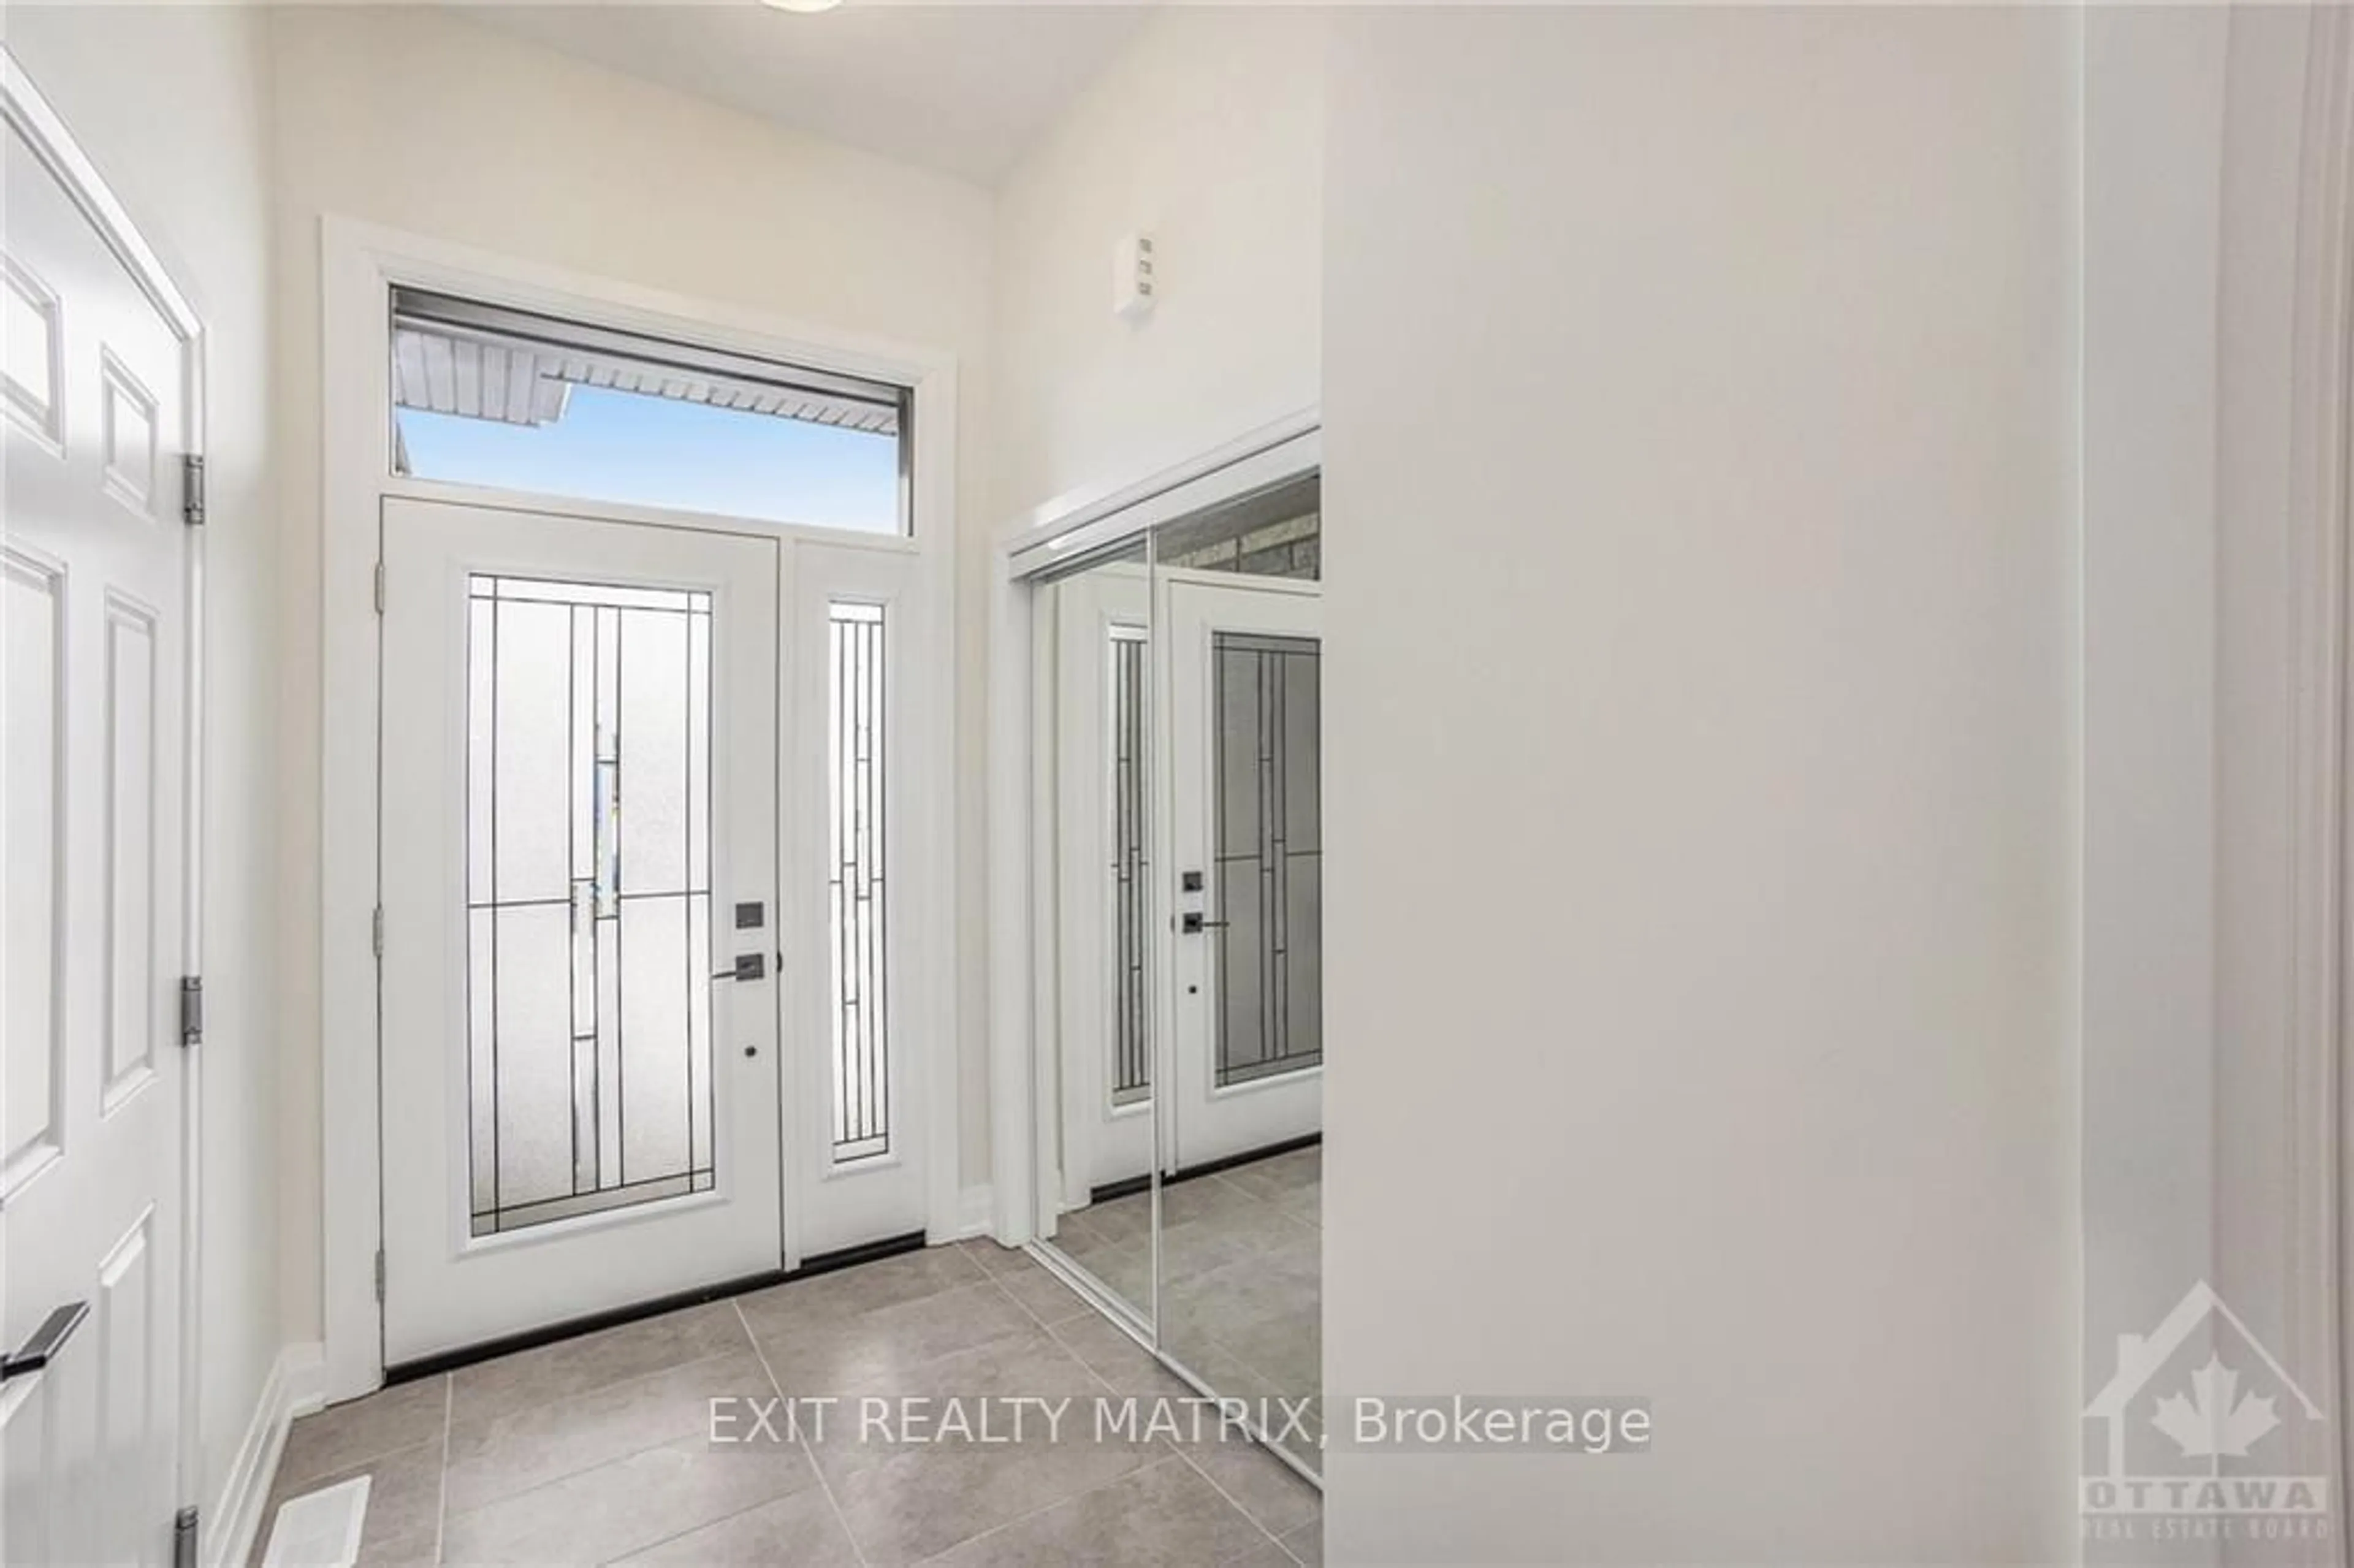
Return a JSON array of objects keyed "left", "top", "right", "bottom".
[
  {"left": 1046, "top": 1144, "right": 1321, "bottom": 1467},
  {"left": 254, "top": 1241, "right": 1320, "bottom": 1567}
]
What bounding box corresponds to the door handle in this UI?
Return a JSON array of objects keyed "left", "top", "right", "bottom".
[
  {"left": 710, "top": 953, "right": 767, "bottom": 983},
  {"left": 1180, "top": 913, "right": 1229, "bottom": 935},
  {"left": 2, "top": 1301, "right": 89, "bottom": 1381}
]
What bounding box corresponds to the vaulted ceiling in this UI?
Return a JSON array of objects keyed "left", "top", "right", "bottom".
[{"left": 459, "top": 3, "right": 1151, "bottom": 186}]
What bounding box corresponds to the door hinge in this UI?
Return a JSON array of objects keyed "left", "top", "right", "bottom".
[
  {"left": 178, "top": 976, "right": 203, "bottom": 1048},
  {"left": 172, "top": 1506, "right": 197, "bottom": 1568},
  {"left": 371, "top": 906, "right": 384, "bottom": 959},
  {"left": 374, "top": 1249, "right": 386, "bottom": 1303},
  {"left": 373, "top": 560, "right": 386, "bottom": 615},
  {"left": 180, "top": 455, "right": 205, "bottom": 528}
]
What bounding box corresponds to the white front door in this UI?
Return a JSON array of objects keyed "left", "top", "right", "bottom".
[
  {"left": 1164, "top": 576, "right": 1322, "bottom": 1171},
  {"left": 2, "top": 100, "right": 192, "bottom": 1568},
  {"left": 378, "top": 498, "right": 783, "bottom": 1363}
]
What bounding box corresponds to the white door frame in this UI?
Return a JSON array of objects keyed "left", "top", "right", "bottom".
[
  {"left": 319, "top": 218, "right": 961, "bottom": 1402},
  {"left": 1, "top": 42, "right": 208, "bottom": 1543},
  {"left": 985, "top": 411, "right": 1320, "bottom": 1246}
]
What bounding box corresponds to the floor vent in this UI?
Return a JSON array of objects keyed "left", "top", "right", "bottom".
[{"left": 260, "top": 1475, "right": 371, "bottom": 1568}]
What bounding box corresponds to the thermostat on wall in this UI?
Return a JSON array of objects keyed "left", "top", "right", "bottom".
[{"left": 1113, "top": 234, "right": 1155, "bottom": 322}]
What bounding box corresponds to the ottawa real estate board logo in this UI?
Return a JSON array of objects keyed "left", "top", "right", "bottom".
[{"left": 2082, "top": 1281, "right": 2331, "bottom": 1547}]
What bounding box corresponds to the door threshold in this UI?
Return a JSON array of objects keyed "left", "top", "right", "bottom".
[{"left": 383, "top": 1230, "right": 927, "bottom": 1385}]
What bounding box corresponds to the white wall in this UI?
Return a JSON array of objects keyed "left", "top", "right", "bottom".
[
  {"left": 988, "top": 6, "right": 1325, "bottom": 527},
  {"left": 2079, "top": 9, "right": 2228, "bottom": 1475},
  {"left": 1319, "top": 10, "right": 2080, "bottom": 1561},
  {"left": 2, "top": 0, "right": 284, "bottom": 1524},
  {"left": 265, "top": 4, "right": 998, "bottom": 1339}
]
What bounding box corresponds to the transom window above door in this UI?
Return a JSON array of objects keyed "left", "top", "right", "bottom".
[{"left": 389, "top": 288, "right": 912, "bottom": 536}]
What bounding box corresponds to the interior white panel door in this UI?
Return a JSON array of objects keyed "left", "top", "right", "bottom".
[
  {"left": 1, "top": 113, "right": 190, "bottom": 1568},
  {"left": 1164, "top": 576, "right": 1322, "bottom": 1171},
  {"left": 378, "top": 498, "right": 782, "bottom": 1362}
]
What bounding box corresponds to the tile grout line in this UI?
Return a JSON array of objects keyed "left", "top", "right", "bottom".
[
  {"left": 1164, "top": 1433, "right": 1298, "bottom": 1561},
  {"left": 432, "top": 1342, "right": 775, "bottom": 1529},
  {"left": 272, "top": 1390, "right": 448, "bottom": 1501},
  {"left": 883, "top": 1278, "right": 1188, "bottom": 1567},
  {"left": 434, "top": 1374, "right": 453, "bottom": 1566},
  {"left": 982, "top": 1257, "right": 1094, "bottom": 1334},
  {"left": 586, "top": 1322, "right": 835, "bottom": 1567},
  {"left": 592, "top": 1487, "right": 796, "bottom": 1567},
  {"left": 1031, "top": 1290, "right": 1298, "bottom": 1561},
  {"left": 901, "top": 1453, "right": 1191, "bottom": 1567},
  {"left": 733, "top": 1295, "right": 871, "bottom": 1568},
  {"left": 440, "top": 1319, "right": 805, "bottom": 1562}
]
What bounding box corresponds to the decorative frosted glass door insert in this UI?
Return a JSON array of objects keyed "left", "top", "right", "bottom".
[
  {"left": 1167, "top": 577, "right": 1324, "bottom": 1170},
  {"left": 828, "top": 601, "right": 889, "bottom": 1163},
  {"left": 464, "top": 575, "right": 715, "bottom": 1235},
  {"left": 1110, "top": 626, "right": 1151, "bottom": 1106},
  {"left": 1207, "top": 631, "right": 1322, "bottom": 1087},
  {"left": 379, "top": 499, "right": 780, "bottom": 1363}
]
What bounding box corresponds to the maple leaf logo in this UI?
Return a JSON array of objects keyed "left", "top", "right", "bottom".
[{"left": 2150, "top": 1356, "right": 2282, "bottom": 1458}]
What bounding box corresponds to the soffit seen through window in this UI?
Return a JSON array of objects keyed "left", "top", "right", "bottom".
[{"left": 389, "top": 288, "right": 913, "bottom": 537}]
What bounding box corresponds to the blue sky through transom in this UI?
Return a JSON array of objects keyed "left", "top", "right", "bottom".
[{"left": 398, "top": 385, "right": 901, "bottom": 535}]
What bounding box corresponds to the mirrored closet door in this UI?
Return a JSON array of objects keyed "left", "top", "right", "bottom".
[{"left": 1024, "top": 455, "right": 1323, "bottom": 1479}]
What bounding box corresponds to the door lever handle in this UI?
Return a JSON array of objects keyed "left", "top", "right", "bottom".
[
  {"left": 2, "top": 1301, "right": 89, "bottom": 1381},
  {"left": 1179, "top": 913, "right": 1229, "bottom": 935},
  {"left": 710, "top": 953, "right": 767, "bottom": 982}
]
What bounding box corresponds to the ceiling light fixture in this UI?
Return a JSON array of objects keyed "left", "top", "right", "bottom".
[{"left": 759, "top": 0, "right": 842, "bottom": 12}]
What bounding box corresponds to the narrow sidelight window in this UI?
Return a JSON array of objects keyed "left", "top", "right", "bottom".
[
  {"left": 829, "top": 603, "right": 890, "bottom": 1162},
  {"left": 1108, "top": 626, "right": 1151, "bottom": 1106}
]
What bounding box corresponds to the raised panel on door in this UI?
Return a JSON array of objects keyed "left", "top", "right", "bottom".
[
  {"left": 93, "top": 1210, "right": 160, "bottom": 1568},
  {"left": 4, "top": 544, "right": 67, "bottom": 1197},
  {"left": 104, "top": 595, "right": 161, "bottom": 1110}
]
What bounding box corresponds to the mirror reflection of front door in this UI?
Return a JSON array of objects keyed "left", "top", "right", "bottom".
[
  {"left": 377, "top": 498, "right": 783, "bottom": 1363},
  {"left": 1053, "top": 565, "right": 1157, "bottom": 1200},
  {"left": 1165, "top": 577, "right": 1322, "bottom": 1171}
]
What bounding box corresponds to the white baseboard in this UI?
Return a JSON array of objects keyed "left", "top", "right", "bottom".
[
  {"left": 952, "top": 1183, "right": 996, "bottom": 1240},
  {"left": 207, "top": 1341, "right": 326, "bottom": 1568}
]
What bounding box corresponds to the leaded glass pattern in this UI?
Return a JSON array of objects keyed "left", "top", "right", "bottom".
[
  {"left": 1109, "top": 628, "right": 1151, "bottom": 1105},
  {"left": 829, "top": 603, "right": 890, "bottom": 1163},
  {"left": 466, "top": 574, "right": 714, "bottom": 1236},
  {"left": 1210, "top": 632, "right": 1322, "bottom": 1087}
]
